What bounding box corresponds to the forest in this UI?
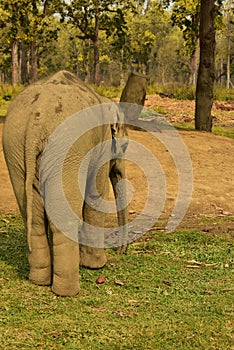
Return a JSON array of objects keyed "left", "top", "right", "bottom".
[{"left": 0, "top": 0, "right": 234, "bottom": 88}]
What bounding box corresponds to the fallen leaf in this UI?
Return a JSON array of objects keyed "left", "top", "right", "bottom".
[
  {"left": 114, "top": 310, "right": 128, "bottom": 318},
  {"left": 95, "top": 275, "right": 106, "bottom": 284},
  {"left": 92, "top": 306, "right": 106, "bottom": 312},
  {"left": 221, "top": 288, "right": 234, "bottom": 293},
  {"left": 204, "top": 290, "right": 214, "bottom": 295},
  {"left": 186, "top": 260, "right": 218, "bottom": 267},
  {"left": 106, "top": 287, "right": 113, "bottom": 295},
  {"left": 51, "top": 333, "right": 60, "bottom": 339},
  {"left": 128, "top": 299, "right": 139, "bottom": 304},
  {"left": 115, "top": 279, "right": 124, "bottom": 286},
  {"left": 163, "top": 280, "right": 172, "bottom": 286}
]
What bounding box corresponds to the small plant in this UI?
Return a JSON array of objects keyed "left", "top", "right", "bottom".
[{"left": 2, "top": 93, "right": 12, "bottom": 101}]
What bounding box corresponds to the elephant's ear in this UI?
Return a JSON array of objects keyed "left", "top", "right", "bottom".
[{"left": 110, "top": 103, "right": 128, "bottom": 158}]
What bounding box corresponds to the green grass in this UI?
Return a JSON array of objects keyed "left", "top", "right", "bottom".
[
  {"left": 0, "top": 214, "right": 233, "bottom": 349},
  {"left": 92, "top": 85, "right": 123, "bottom": 99},
  {"left": 170, "top": 122, "right": 234, "bottom": 139},
  {"left": 213, "top": 125, "right": 234, "bottom": 139}
]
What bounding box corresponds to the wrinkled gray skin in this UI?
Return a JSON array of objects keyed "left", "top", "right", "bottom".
[{"left": 2, "top": 71, "right": 128, "bottom": 296}]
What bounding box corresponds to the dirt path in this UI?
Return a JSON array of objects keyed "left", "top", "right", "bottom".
[{"left": 1, "top": 96, "right": 233, "bottom": 236}]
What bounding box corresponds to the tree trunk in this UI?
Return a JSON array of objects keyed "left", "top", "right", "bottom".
[
  {"left": 120, "top": 72, "right": 149, "bottom": 124},
  {"left": 189, "top": 43, "right": 199, "bottom": 85},
  {"left": 21, "top": 43, "right": 29, "bottom": 84},
  {"left": 220, "top": 57, "right": 224, "bottom": 86},
  {"left": 93, "top": 37, "right": 100, "bottom": 85},
  {"left": 84, "top": 40, "right": 91, "bottom": 83},
  {"left": 119, "top": 48, "right": 125, "bottom": 86},
  {"left": 93, "top": 2, "right": 100, "bottom": 85},
  {"left": 12, "top": 40, "right": 19, "bottom": 86},
  {"left": 195, "top": 0, "right": 215, "bottom": 132},
  {"left": 30, "top": 41, "right": 38, "bottom": 83},
  {"left": 226, "top": 41, "right": 231, "bottom": 89}
]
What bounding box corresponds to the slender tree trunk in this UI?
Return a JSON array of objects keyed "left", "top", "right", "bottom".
[
  {"left": 189, "top": 43, "right": 199, "bottom": 85},
  {"left": 120, "top": 48, "right": 125, "bottom": 86},
  {"left": 226, "top": 41, "right": 231, "bottom": 89},
  {"left": 30, "top": 41, "right": 38, "bottom": 83},
  {"left": 93, "top": 1, "right": 100, "bottom": 85},
  {"left": 220, "top": 57, "right": 224, "bottom": 86},
  {"left": 93, "top": 37, "right": 100, "bottom": 85},
  {"left": 0, "top": 72, "right": 4, "bottom": 84},
  {"left": 195, "top": 0, "right": 215, "bottom": 132},
  {"left": 12, "top": 40, "right": 19, "bottom": 86},
  {"left": 21, "top": 43, "right": 29, "bottom": 84},
  {"left": 226, "top": 8, "right": 231, "bottom": 89},
  {"left": 84, "top": 40, "right": 91, "bottom": 83}
]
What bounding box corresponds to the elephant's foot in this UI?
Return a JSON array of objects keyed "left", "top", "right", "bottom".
[
  {"left": 29, "top": 267, "right": 51, "bottom": 286},
  {"left": 52, "top": 275, "right": 80, "bottom": 297},
  {"left": 79, "top": 245, "right": 107, "bottom": 269}
]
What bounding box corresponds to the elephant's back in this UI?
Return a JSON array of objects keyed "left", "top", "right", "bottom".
[
  {"left": 3, "top": 70, "right": 110, "bottom": 172},
  {"left": 5, "top": 70, "right": 109, "bottom": 135}
]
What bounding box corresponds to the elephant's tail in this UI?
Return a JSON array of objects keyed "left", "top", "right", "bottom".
[
  {"left": 25, "top": 122, "right": 42, "bottom": 253},
  {"left": 26, "top": 170, "right": 34, "bottom": 253},
  {"left": 25, "top": 148, "right": 37, "bottom": 253}
]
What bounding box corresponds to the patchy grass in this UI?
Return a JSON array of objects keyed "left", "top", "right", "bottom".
[
  {"left": 93, "top": 85, "right": 123, "bottom": 99},
  {"left": 0, "top": 214, "right": 233, "bottom": 349},
  {"left": 213, "top": 125, "right": 234, "bottom": 139},
  {"left": 171, "top": 122, "right": 234, "bottom": 139}
]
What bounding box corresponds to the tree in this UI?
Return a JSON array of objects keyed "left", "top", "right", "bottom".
[
  {"left": 1, "top": 0, "right": 59, "bottom": 85},
  {"left": 62, "top": 0, "right": 133, "bottom": 84},
  {"left": 195, "top": 0, "right": 216, "bottom": 131},
  {"left": 169, "top": 0, "right": 200, "bottom": 85},
  {"left": 0, "top": 1, "right": 26, "bottom": 85}
]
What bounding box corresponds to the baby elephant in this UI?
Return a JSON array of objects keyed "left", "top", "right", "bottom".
[{"left": 3, "top": 70, "right": 128, "bottom": 296}]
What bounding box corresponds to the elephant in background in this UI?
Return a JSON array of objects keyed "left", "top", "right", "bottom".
[{"left": 2, "top": 70, "right": 128, "bottom": 296}]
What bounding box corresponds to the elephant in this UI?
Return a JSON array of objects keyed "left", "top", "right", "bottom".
[{"left": 2, "top": 70, "right": 128, "bottom": 296}]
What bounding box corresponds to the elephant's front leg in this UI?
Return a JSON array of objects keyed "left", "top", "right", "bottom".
[
  {"left": 79, "top": 202, "right": 107, "bottom": 269},
  {"left": 110, "top": 159, "right": 128, "bottom": 254},
  {"left": 79, "top": 165, "right": 109, "bottom": 269}
]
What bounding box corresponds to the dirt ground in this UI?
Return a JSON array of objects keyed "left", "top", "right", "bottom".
[{"left": 1, "top": 95, "right": 233, "bottom": 237}]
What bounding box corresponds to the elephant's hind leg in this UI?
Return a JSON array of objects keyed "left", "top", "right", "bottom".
[
  {"left": 28, "top": 186, "right": 51, "bottom": 286},
  {"left": 50, "top": 224, "right": 80, "bottom": 297}
]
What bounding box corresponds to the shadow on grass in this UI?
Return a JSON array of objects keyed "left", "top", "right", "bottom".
[{"left": 0, "top": 213, "right": 29, "bottom": 280}]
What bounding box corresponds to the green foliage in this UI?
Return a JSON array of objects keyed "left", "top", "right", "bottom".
[
  {"left": 62, "top": 0, "right": 132, "bottom": 40},
  {"left": 214, "top": 86, "right": 234, "bottom": 100},
  {"left": 0, "top": 84, "right": 23, "bottom": 115},
  {"left": 148, "top": 82, "right": 196, "bottom": 100},
  {"left": 0, "top": 0, "right": 234, "bottom": 87},
  {"left": 0, "top": 214, "right": 233, "bottom": 349},
  {"left": 171, "top": 0, "right": 200, "bottom": 55}
]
